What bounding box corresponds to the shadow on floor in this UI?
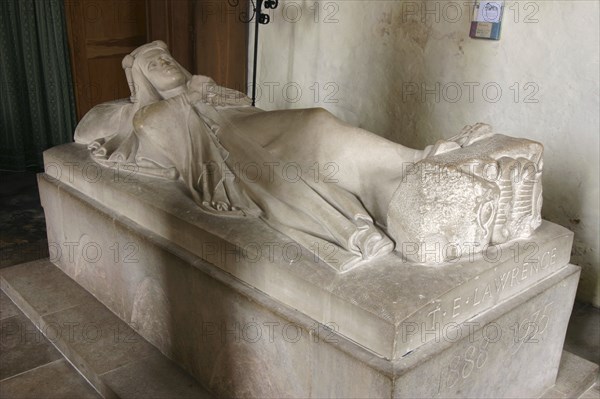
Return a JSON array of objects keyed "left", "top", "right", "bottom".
[
  {"left": 0, "top": 172, "right": 48, "bottom": 269},
  {"left": 564, "top": 301, "right": 600, "bottom": 365}
]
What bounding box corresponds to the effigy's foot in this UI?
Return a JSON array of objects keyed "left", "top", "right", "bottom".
[{"left": 387, "top": 125, "right": 544, "bottom": 264}]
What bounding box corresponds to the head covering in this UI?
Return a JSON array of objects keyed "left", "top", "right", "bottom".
[
  {"left": 121, "top": 40, "right": 192, "bottom": 107},
  {"left": 75, "top": 41, "right": 190, "bottom": 163}
]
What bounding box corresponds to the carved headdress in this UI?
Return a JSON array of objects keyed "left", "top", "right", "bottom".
[
  {"left": 75, "top": 41, "right": 190, "bottom": 165},
  {"left": 121, "top": 40, "right": 192, "bottom": 106}
]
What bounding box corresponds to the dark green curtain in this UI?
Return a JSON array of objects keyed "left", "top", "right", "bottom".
[{"left": 0, "top": 0, "right": 76, "bottom": 171}]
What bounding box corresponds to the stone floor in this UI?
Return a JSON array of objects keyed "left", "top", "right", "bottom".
[
  {"left": 564, "top": 301, "right": 600, "bottom": 365},
  {"left": 0, "top": 260, "right": 211, "bottom": 399},
  {"left": 1, "top": 289, "right": 102, "bottom": 398},
  {"left": 0, "top": 172, "right": 49, "bottom": 269},
  {"left": 0, "top": 171, "right": 598, "bottom": 398}
]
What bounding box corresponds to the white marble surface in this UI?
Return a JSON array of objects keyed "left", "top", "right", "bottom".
[
  {"left": 37, "top": 170, "right": 581, "bottom": 397},
  {"left": 42, "top": 144, "right": 573, "bottom": 358},
  {"left": 73, "top": 41, "right": 546, "bottom": 272}
]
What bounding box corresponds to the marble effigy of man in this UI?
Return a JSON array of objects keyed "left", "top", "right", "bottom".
[{"left": 75, "top": 41, "right": 543, "bottom": 271}]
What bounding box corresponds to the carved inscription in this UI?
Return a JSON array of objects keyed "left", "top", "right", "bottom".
[
  {"left": 427, "top": 247, "right": 558, "bottom": 328},
  {"left": 399, "top": 244, "right": 564, "bottom": 356},
  {"left": 436, "top": 299, "right": 554, "bottom": 394},
  {"left": 510, "top": 301, "right": 553, "bottom": 354},
  {"left": 439, "top": 338, "right": 490, "bottom": 392}
]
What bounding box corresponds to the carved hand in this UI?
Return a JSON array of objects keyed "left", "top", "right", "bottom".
[
  {"left": 423, "top": 123, "right": 495, "bottom": 158},
  {"left": 186, "top": 75, "right": 251, "bottom": 107},
  {"left": 186, "top": 75, "right": 218, "bottom": 104},
  {"left": 447, "top": 123, "right": 494, "bottom": 147}
]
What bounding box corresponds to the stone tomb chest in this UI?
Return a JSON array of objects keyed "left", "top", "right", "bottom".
[{"left": 38, "top": 143, "right": 579, "bottom": 398}]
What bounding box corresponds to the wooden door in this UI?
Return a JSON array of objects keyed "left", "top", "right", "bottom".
[
  {"left": 145, "top": 0, "right": 194, "bottom": 73},
  {"left": 193, "top": 0, "right": 249, "bottom": 92},
  {"left": 65, "top": 0, "right": 147, "bottom": 120},
  {"left": 65, "top": 0, "right": 249, "bottom": 120},
  {"left": 147, "top": 0, "right": 249, "bottom": 90}
]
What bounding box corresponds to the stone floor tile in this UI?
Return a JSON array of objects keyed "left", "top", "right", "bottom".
[
  {"left": 0, "top": 313, "right": 62, "bottom": 380},
  {"left": 0, "top": 359, "right": 101, "bottom": 398},
  {"left": 42, "top": 299, "right": 159, "bottom": 375},
  {"left": 101, "top": 354, "right": 212, "bottom": 399},
  {"left": 0, "top": 290, "right": 20, "bottom": 320},
  {"left": 552, "top": 351, "right": 600, "bottom": 398},
  {"left": 541, "top": 387, "right": 567, "bottom": 398},
  {"left": 0, "top": 259, "right": 91, "bottom": 316},
  {"left": 580, "top": 383, "right": 600, "bottom": 399}
]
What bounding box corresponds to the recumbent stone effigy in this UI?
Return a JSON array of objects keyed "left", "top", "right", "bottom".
[
  {"left": 73, "top": 40, "right": 543, "bottom": 271},
  {"left": 38, "top": 41, "right": 579, "bottom": 397}
]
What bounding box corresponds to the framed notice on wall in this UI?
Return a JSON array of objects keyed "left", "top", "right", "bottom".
[{"left": 470, "top": 1, "right": 504, "bottom": 40}]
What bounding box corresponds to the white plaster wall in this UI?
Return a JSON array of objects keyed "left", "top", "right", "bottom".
[{"left": 251, "top": 0, "right": 599, "bottom": 306}]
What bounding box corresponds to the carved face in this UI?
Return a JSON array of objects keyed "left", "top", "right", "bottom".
[{"left": 140, "top": 49, "right": 186, "bottom": 92}]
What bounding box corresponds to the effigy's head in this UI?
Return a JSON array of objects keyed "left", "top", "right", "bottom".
[{"left": 122, "top": 40, "right": 191, "bottom": 105}]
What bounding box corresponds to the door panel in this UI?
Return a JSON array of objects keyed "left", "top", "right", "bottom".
[
  {"left": 146, "top": 0, "right": 194, "bottom": 73},
  {"left": 65, "top": 0, "right": 147, "bottom": 120},
  {"left": 65, "top": 0, "right": 249, "bottom": 120},
  {"left": 194, "top": 0, "right": 249, "bottom": 91}
]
